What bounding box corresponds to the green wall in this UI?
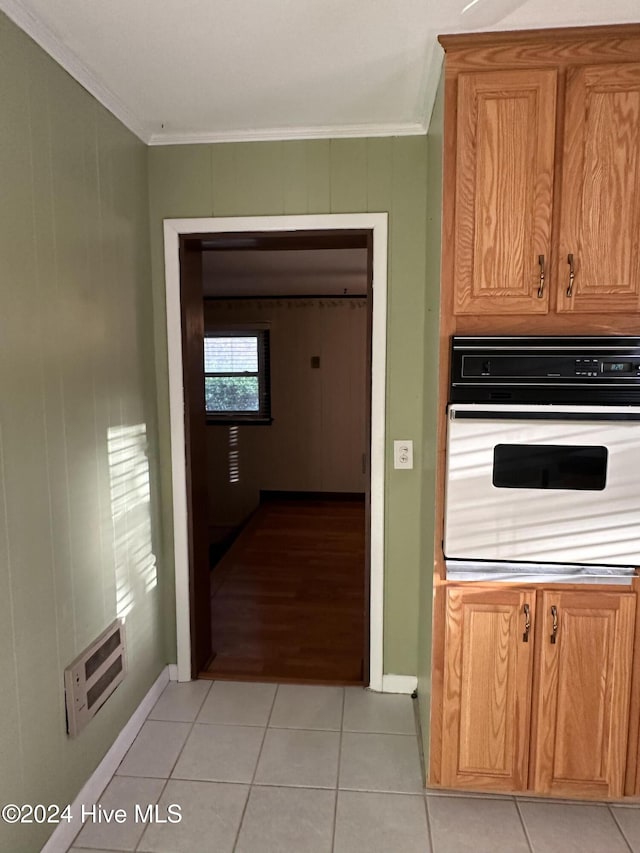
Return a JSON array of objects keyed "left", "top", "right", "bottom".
[
  {"left": 0, "top": 6, "right": 443, "bottom": 837},
  {"left": 417, "top": 74, "right": 444, "bottom": 756},
  {"left": 0, "top": 13, "right": 166, "bottom": 851},
  {"left": 148, "top": 135, "right": 434, "bottom": 675}
]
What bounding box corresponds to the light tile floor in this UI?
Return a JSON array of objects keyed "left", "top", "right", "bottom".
[{"left": 65, "top": 680, "right": 640, "bottom": 853}]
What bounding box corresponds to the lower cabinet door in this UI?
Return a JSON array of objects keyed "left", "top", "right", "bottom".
[
  {"left": 441, "top": 586, "right": 536, "bottom": 791},
  {"left": 532, "top": 590, "right": 636, "bottom": 799}
]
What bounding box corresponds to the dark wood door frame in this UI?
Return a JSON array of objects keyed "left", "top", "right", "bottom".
[
  {"left": 179, "top": 229, "right": 374, "bottom": 681},
  {"left": 179, "top": 239, "right": 213, "bottom": 673}
]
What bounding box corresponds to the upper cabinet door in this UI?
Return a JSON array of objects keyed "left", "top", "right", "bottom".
[
  {"left": 557, "top": 63, "right": 640, "bottom": 313},
  {"left": 453, "top": 69, "right": 557, "bottom": 315}
]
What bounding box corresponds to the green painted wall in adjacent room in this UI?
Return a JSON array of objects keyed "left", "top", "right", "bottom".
[
  {"left": 0, "top": 13, "right": 166, "bottom": 851},
  {"left": 148, "top": 134, "right": 438, "bottom": 677}
]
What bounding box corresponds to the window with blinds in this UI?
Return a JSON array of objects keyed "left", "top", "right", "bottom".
[{"left": 204, "top": 330, "right": 271, "bottom": 424}]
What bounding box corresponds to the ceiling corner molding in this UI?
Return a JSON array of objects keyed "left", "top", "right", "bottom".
[
  {"left": 0, "top": 0, "right": 151, "bottom": 143},
  {"left": 147, "top": 121, "right": 428, "bottom": 147},
  {"left": 420, "top": 43, "right": 446, "bottom": 132}
]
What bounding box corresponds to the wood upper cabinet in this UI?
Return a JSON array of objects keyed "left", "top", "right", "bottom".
[
  {"left": 531, "top": 590, "right": 636, "bottom": 799},
  {"left": 441, "top": 586, "right": 536, "bottom": 791},
  {"left": 556, "top": 64, "right": 640, "bottom": 313},
  {"left": 453, "top": 70, "right": 557, "bottom": 315},
  {"left": 443, "top": 28, "right": 640, "bottom": 318},
  {"left": 441, "top": 585, "right": 636, "bottom": 798}
]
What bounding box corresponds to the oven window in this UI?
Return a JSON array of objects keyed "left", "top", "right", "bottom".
[{"left": 493, "top": 444, "right": 608, "bottom": 490}]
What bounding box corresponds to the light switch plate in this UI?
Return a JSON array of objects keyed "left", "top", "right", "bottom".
[{"left": 393, "top": 440, "right": 413, "bottom": 469}]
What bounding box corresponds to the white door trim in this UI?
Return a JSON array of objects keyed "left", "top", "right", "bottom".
[{"left": 163, "top": 213, "right": 388, "bottom": 690}]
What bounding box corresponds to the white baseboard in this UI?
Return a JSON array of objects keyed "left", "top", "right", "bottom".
[
  {"left": 381, "top": 674, "right": 418, "bottom": 694},
  {"left": 168, "top": 663, "right": 179, "bottom": 681},
  {"left": 41, "top": 666, "right": 170, "bottom": 853}
]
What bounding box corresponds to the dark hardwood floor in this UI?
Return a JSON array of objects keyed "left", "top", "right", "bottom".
[{"left": 202, "top": 497, "right": 366, "bottom": 684}]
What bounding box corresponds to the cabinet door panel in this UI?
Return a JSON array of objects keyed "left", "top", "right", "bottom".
[
  {"left": 454, "top": 69, "right": 557, "bottom": 315},
  {"left": 532, "top": 591, "right": 635, "bottom": 798},
  {"left": 442, "top": 587, "right": 536, "bottom": 791},
  {"left": 557, "top": 63, "right": 640, "bottom": 313}
]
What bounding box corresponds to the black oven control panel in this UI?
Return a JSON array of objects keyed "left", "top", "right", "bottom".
[
  {"left": 574, "top": 358, "right": 601, "bottom": 377},
  {"left": 575, "top": 357, "right": 640, "bottom": 377},
  {"left": 450, "top": 336, "right": 640, "bottom": 404}
]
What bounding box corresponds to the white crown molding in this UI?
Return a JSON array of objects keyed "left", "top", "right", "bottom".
[
  {"left": 0, "top": 0, "right": 151, "bottom": 143},
  {"left": 421, "top": 42, "right": 445, "bottom": 130},
  {"left": 2, "top": 0, "right": 435, "bottom": 148},
  {"left": 147, "top": 120, "right": 427, "bottom": 146}
]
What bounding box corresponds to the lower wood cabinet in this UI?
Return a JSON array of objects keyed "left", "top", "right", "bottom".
[
  {"left": 441, "top": 587, "right": 536, "bottom": 792},
  {"left": 532, "top": 590, "right": 636, "bottom": 799},
  {"left": 441, "top": 585, "right": 636, "bottom": 798}
]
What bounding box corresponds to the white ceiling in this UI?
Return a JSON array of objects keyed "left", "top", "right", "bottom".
[{"left": 2, "top": 0, "right": 638, "bottom": 145}]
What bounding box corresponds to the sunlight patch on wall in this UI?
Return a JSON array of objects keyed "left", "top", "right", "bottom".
[{"left": 108, "top": 424, "right": 157, "bottom": 619}]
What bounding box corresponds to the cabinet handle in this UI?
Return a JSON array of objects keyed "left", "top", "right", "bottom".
[
  {"left": 550, "top": 605, "right": 558, "bottom": 644},
  {"left": 523, "top": 603, "right": 531, "bottom": 642},
  {"left": 566, "top": 254, "right": 575, "bottom": 297},
  {"left": 537, "top": 255, "right": 545, "bottom": 298}
]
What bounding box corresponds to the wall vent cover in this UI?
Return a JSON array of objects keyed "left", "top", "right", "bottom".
[{"left": 64, "top": 619, "right": 126, "bottom": 737}]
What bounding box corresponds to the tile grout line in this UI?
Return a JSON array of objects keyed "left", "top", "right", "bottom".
[
  {"left": 331, "top": 686, "right": 347, "bottom": 852},
  {"left": 243, "top": 781, "right": 424, "bottom": 793},
  {"left": 194, "top": 678, "right": 215, "bottom": 719},
  {"left": 72, "top": 681, "right": 640, "bottom": 852},
  {"left": 426, "top": 789, "right": 514, "bottom": 801},
  {"left": 71, "top": 679, "right": 190, "bottom": 851},
  {"left": 134, "top": 680, "right": 213, "bottom": 852},
  {"left": 130, "top": 760, "right": 174, "bottom": 845},
  {"left": 423, "top": 793, "right": 435, "bottom": 853},
  {"left": 147, "top": 677, "right": 213, "bottom": 725},
  {"left": 608, "top": 804, "right": 635, "bottom": 853},
  {"left": 81, "top": 683, "right": 425, "bottom": 850},
  {"left": 248, "top": 781, "right": 341, "bottom": 791},
  {"left": 514, "top": 798, "right": 535, "bottom": 853},
  {"left": 175, "top": 721, "right": 362, "bottom": 733},
  {"left": 342, "top": 728, "right": 418, "bottom": 737},
  {"left": 231, "top": 682, "right": 280, "bottom": 852},
  {"left": 412, "top": 689, "right": 427, "bottom": 788}
]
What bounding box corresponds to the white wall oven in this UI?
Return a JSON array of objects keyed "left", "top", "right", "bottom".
[{"left": 444, "top": 337, "right": 640, "bottom": 583}]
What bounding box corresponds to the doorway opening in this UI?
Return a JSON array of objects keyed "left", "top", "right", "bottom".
[{"left": 163, "top": 214, "right": 388, "bottom": 689}]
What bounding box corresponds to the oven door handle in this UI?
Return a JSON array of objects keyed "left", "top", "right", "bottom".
[{"left": 449, "top": 410, "right": 640, "bottom": 422}]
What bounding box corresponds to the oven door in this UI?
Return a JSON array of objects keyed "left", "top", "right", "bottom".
[{"left": 444, "top": 403, "right": 640, "bottom": 567}]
